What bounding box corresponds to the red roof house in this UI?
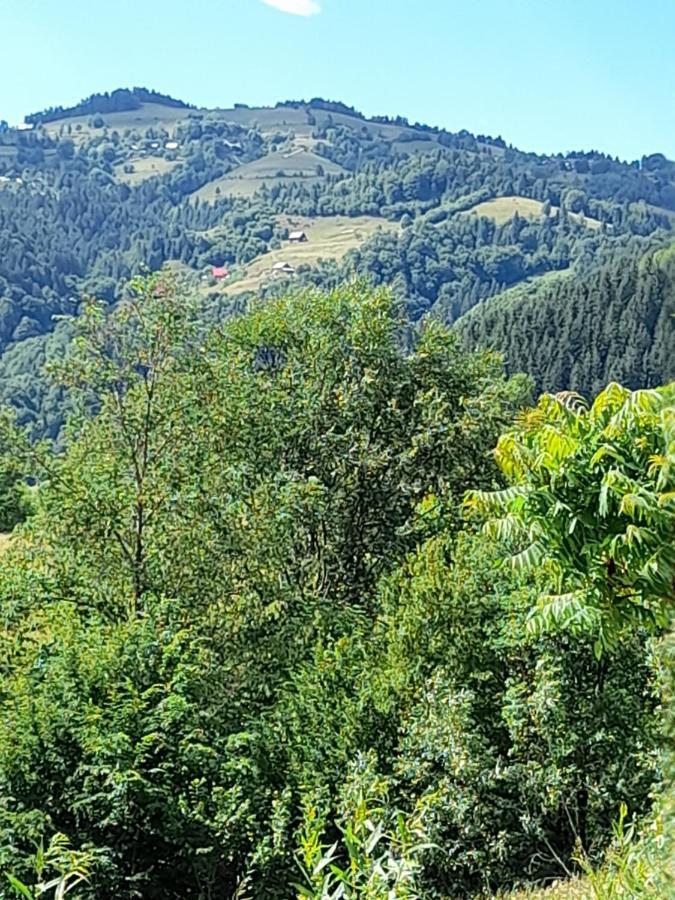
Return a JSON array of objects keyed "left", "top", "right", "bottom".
[{"left": 211, "top": 266, "right": 229, "bottom": 280}]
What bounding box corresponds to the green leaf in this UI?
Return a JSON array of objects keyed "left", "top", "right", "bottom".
[{"left": 4, "top": 874, "right": 34, "bottom": 899}]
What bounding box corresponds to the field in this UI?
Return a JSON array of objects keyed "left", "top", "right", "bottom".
[
  {"left": 193, "top": 150, "right": 345, "bottom": 201},
  {"left": 0, "top": 145, "right": 18, "bottom": 164},
  {"left": 220, "top": 214, "right": 398, "bottom": 294},
  {"left": 114, "top": 155, "right": 179, "bottom": 184},
  {"left": 465, "top": 196, "right": 602, "bottom": 230},
  {"left": 43, "top": 102, "right": 190, "bottom": 142},
  {"left": 210, "top": 105, "right": 313, "bottom": 135},
  {"left": 213, "top": 105, "right": 422, "bottom": 144},
  {"left": 31, "top": 100, "right": 469, "bottom": 197},
  {"left": 644, "top": 202, "right": 675, "bottom": 224},
  {"left": 0, "top": 533, "right": 11, "bottom": 555}
]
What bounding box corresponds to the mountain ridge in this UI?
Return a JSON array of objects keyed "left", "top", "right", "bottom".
[{"left": 16, "top": 88, "right": 674, "bottom": 166}]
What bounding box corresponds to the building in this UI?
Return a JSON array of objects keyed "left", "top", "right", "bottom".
[
  {"left": 211, "top": 266, "right": 229, "bottom": 280},
  {"left": 288, "top": 230, "right": 307, "bottom": 243},
  {"left": 272, "top": 261, "right": 296, "bottom": 276}
]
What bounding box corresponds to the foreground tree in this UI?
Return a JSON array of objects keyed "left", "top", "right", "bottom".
[
  {"left": 466, "top": 382, "right": 675, "bottom": 653},
  {"left": 0, "top": 278, "right": 530, "bottom": 898}
]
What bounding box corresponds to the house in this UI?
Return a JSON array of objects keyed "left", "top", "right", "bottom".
[
  {"left": 272, "top": 261, "right": 295, "bottom": 276},
  {"left": 165, "top": 141, "right": 179, "bottom": 151},
  {"left": 211, "top": 266, "right": 229, "bottom": 280},
  {"left": 288, "top": 230, "right": 307, "bottom": 243}
]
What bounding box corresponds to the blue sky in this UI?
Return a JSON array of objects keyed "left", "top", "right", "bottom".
[{"left": 1, "top": 0, "right": 673, "bottom": 160}]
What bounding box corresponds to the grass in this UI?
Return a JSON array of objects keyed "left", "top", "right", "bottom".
[
  {"left": 193, "top": 150, "right": 345, "bottom": 201},
  {"left": 219, "top": 214, "right": 398, "bottom": 295},
  {"left": 114, "top": 155, "right": 179, "bottom": 185},
  {"left": 465, "top": 196, "right": 602, "bottom": 230},
  {"left": 210, "top": 105, "right": 313, "bottom": 135},
  {"left": 43, "top": 102, "right": 190, "bottom": 142},
  {"left": 0, "top": 533, "right": 11, "bottom": 555},
  {"left": 643, "top": 202, "right": 675, "bottom": 224}
]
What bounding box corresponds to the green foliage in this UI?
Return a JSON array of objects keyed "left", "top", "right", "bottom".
[
  {"left": 0, "top": 409, "right": 31, "bottom": 532},
  {"left": 0, "top": 275, "right": 668, "bottom": 897},
  {"left": 4, "top": 833, "right": 97, "bottom": 899},
  {"left": 457, "top": 243, "right": 675, "bottom": 398},
  {"left": 0, "top": 279, "right": 535, "bottom": 898},
  {"left": 296, "top": 754, "right": 428, "bottom": 899},
  {"left": 574, "top": 801, "right": 673, "bottom": 899},
  {"left": 369, "top": 531, "right": 658, "bottom": 896},
  {"left": 466, "top": 381, "right": 675, "bottom": 653}
]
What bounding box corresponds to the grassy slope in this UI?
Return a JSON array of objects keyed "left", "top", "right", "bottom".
[
  {"left": 43, "top": 102, "right": 191, "bottom": 142},
  {"left": 194, "top": 150, "right": 345, "bottom": 201},
  {"left": 114, "top": 156, "right": 179, "bottom": 185},
  {"left": 210, "top": 105, "right": 311, "bottom": 132},
  {"left": 0, "top": 533, "right": 11, "bottom": 555},
  {"left": 220, "top": 214, "right": 398, "bottom": 295},
  {"left": 465, "top": 196, "right": 602, "bottom": 230},
  {"left": 192, "top": 104, "right": 458, "bottom": 200},
  {"left": 36, "top": 100, "right": 465, "bottom": 195}
]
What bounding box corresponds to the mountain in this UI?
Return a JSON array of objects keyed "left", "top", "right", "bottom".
[{"left": 0, "top": 89, "right": 674, "bottom": 436}]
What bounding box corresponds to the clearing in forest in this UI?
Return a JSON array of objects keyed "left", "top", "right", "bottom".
[
  {"left": 114, "top": 156, "right": 179, "bottom": 184},
  {"left": 466, "top": 195, "right": 602, "bottom": 229},
  {"left": 42, "top": 103, "right": 190, "bottom": 142},
  {"left": 220, "top": 215, "right": 398, "bottom": 294},
  {"left": 193, "top": 150, "right": 345, "bottom": 201}
]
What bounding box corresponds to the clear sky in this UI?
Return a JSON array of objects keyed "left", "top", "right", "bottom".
[{"left": 1, "top": 0, "right": 673, "bottom": 161}]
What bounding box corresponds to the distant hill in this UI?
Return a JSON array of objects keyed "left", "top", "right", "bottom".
[
  {"left": 24, "top": 87, "right": 192, "bottom": 126},
  {"left": 0, "top": 87, "right": 674, "bottom": 436}
]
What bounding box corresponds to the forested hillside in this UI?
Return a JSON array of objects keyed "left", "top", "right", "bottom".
[
  {"left": 456, "top": 241, "right": 675, "bottom": 396},
  {"left": 1, "top": 89, "right": 674, "bottom": 435}
]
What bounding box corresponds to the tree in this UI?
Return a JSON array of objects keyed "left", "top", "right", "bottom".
[
  {"left": 0, "top": 410, "right": 30, "bottom": 532},
  {"left": 0, "top": 279, "right": 529, "bottom": 898},
  {"left": 466, "top": 381, "right": 675, "bottom": 653}
]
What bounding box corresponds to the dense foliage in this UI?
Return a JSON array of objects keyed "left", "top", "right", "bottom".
[
  {"left": 457, "top": 242, "right": 675, "bottom": 396},
  {"left": 0, "top": 279, "right": 670, "bottom": 898}
]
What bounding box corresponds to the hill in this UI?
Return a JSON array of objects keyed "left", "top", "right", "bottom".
[
  {"left": 0, "top": 88, "right": 674, "bottom": 435},
  {"left": 455, "top": 241, "right": 675, "bottom": 395}
]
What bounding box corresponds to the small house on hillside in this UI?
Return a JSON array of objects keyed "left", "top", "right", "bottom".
[
  {"left": 288, "top": 230, "right": 308, "bottom": 243},
  {"left": 272, "top": 261, "right": 296, "bottom": 277},
  {"left": 211, "top": 266, "right": 229, "bottom": 280}
]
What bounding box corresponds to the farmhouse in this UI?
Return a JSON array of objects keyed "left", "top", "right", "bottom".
[
  {"left": 288, "top": 230, "right": 307, "bottom": 243},
  {"left": 211, "top": 266, "right": 229, "bottom": 280},
  {"left": 272, "top": 261, "right": 296, "bottom": 276}
]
